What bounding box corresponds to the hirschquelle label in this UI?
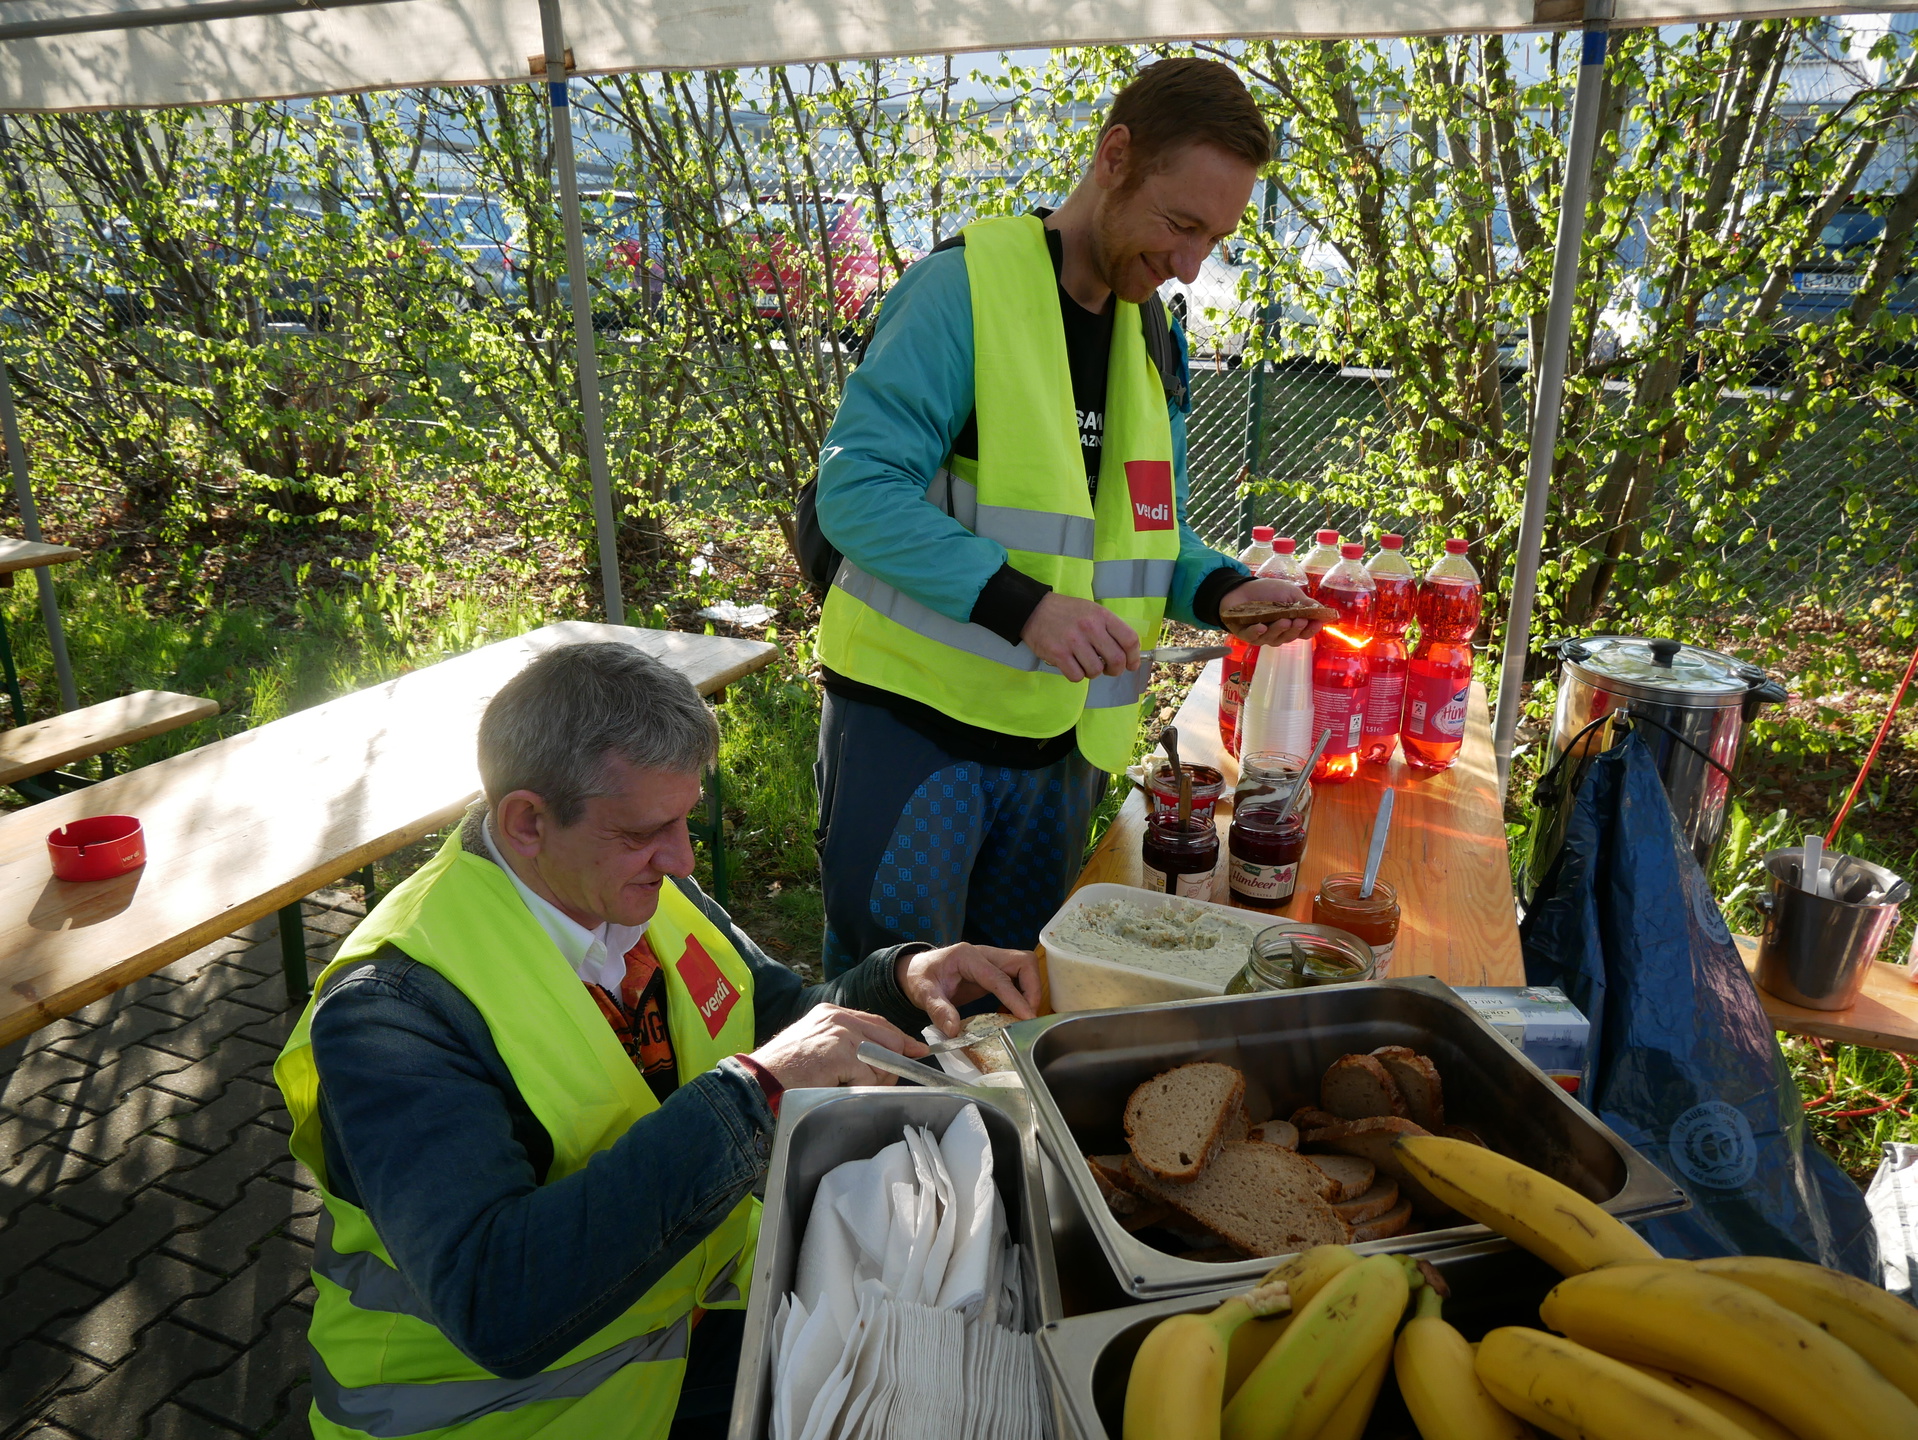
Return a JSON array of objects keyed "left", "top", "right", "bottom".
[
  {"left": 675, "top": 935, "right": 739, "bottom": 1037},
  {"left": 1125, "top": 460, "right": 1174, "bottom": 531},
  {"left": 1404, "top": 673, "right": 1469, "bottom": 740},
  {"left": 1312, "top": 686, "right": 1364, "bottom": 755}
]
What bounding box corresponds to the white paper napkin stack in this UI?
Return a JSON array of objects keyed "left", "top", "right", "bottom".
[{"left": 769, "top": 1104, "right": 1051, "bottom": 1440}]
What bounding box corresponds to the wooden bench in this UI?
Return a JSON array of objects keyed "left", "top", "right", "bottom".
[
  {"left": 0, "top": 622, "right": 778, "bottom": 1047},
  {"left": 0, "top": 689, "right": 220, "bottom": 789}
]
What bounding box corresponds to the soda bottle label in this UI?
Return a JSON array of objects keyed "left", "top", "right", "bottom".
[
  {"left": 1312, "top": 686, "right": 1365, "bottom": 755},
  {"left": 1229, "top": 856, "right": 1299, "bottom": 904},
  {"left": 1363, "top": 670, "right": 1406, "bottom": 735},
  {"left": 1404, "top": 671, "right": 1470, "bottom": 740}
]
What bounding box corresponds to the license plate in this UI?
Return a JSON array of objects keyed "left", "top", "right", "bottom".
[{"left": 1796, "top": 272, "right": 1865, "bottom": 293}]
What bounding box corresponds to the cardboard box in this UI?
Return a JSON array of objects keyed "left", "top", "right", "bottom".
[{"left": 1452, "top": 985, "right": 1592, "bottom": 1095}]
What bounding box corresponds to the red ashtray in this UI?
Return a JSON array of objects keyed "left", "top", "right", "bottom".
[{"left": 48, "top": 815, "right": 146, "bottom": 882}]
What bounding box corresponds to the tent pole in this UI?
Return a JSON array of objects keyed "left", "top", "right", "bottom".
[
  {"left": 539, "top": 0, "right": 623, "bottom": 624},
  {"left": 0, "top": 360, "right": 78, "bottom": 712},
  {"left": 1492, "top": 18, "right": 1611, "bottom": 795}
]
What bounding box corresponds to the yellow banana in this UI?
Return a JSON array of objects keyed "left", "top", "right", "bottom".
[
  {"left": 1540, "top": 1262, "right": 1918, "bottom": 1440},
  {"left": 1393, "top": 1135, "right": 1659, "bottom": 1274},
  {"left": 1622, "top": 1361, "right": 1797, "bottom": 1440},
  {"left": 1222, "top": 1254, "right": 1411, "bottom": 1440},
  {"left": 1693, "top": 1253, "right": 1918, "bottom": 1407},
  {"left": 1394, "top": 1287, "right": 1535, "bottom": 1440},
  {"left": 1124, "top": 1280, "right": 1292, "bottom": 1440},
  {"left": 1474, "top": 1327, "right": 1763, "bottom": 1440},
  {"left": 1225, "top": 1246, "right": 1363, "bottom": 1404},
  {"left": 1304, "top": 1333, "right": 1392, "bottom": 1440}
]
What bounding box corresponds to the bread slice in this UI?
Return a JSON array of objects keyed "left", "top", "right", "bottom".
[
  {"left": 1222, "top": 599, "right": 1340, "bottom": 625},
  {"left": 1086, "top": 1154, "right": 1144, "bottom": 1215},
  {"left": 1223, "top": 1105, "right": 1251, "bottom": 1145},
  {"left": 1246, "top": 1119, "right": 1299, "bottom": 1151},
  {"left": 1371, "top": 1046, "right": 1444, "bottom": 1131},
  {"left": 1125, "top": 1063, "right": 1247, "bottom": 1182},
  {"left": 1305, "top": 1116, "right": 1455, "bottom": 1218},
  {"left": 1123, "top": 1144, "right": 1353, "bottom": 1257},
  {"left": 1291, "top": 1105, "right": 1344, "bottom": 1134},
  {"left": 1320, "top": 1054, "right": 1408, "bottom": 1121},
  {"left": 1352, "top": 1197, "right": 1415, "bottom": 1242},
  {"left": 1332, "top": 1178, "right": 1400, "bottom": 1225},
  {"left": 1301, "top": 1153, "right": 1376, "bottom": 1202},
  {"left": 958, "top": 1013, "right": 1017, "bottom": 1074},
  {"left": 1442, "top": 1124, "right": 1489, "bottom": 1148}
]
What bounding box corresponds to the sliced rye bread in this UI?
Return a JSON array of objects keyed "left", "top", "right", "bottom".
[
  {"left": 1223, "top": 1105, "right": 1251, "bottom": 1145},
  {"left": 1086, "top": 1154, "right": 1146, "bottom": 1215},
  {"left": 1125, "top": 1062, "right": 1247, "bottom": 1182},
  {"left": 1291, "top": 1105, "right": 1345, "bottom": 1134},
  {"left": 1352, "top": 1196, "right": 1415, "bottom": 1242},
  {"left": 1332, "top": 1178, "right": 1400, "bottom": 1225},
  {"left": 1305, "top": 1116, "right": 1456, "bottom": 1218},
  {"left": 1320, "top": 1053, "right": 1409, "bottom": 1121},
  {"left": 1300, "top": 1152, "right": 1376, "bottom": 1202},
  {"left": 1122, "top": 1144, "right": 1353, "bottom": 1258},
  {"left": 1246, "top": 1119, "right": 1299, "bottom": 1151},
  {"left": 1371, "top": 1046, "right": 1444, "bottom": 1131}
]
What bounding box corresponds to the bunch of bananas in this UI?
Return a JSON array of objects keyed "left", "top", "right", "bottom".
[{"left": 1121, "top": 1135, "right": 1918, "bottom": 1440}]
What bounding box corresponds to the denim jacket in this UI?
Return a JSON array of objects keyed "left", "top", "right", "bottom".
[{"left": 307, "top": 851, "right": 931, "bottom": 1380}]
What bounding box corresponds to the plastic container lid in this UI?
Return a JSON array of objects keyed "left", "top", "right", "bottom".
[
  {"left": 1340, "top": 542, "right": 1364, "bottom": 559},
  {"left": 1560, "top": 635, "right": 1773, "bottom": 710},
  {"left": 1251, "top": 525, "right": 1275, "bottom": 542},
  {"left": 1273, "top": 538, "right": 1296, "bottom": 554},
  {"left": 1316, "top": 529, "right": 1340, "bottom": 544},
  {"left": 1445, "top": 538, "right": 1470, "bottom": 554},
  {"left": 1380, "top": 534, "right": 1404, "bottom": 549}
]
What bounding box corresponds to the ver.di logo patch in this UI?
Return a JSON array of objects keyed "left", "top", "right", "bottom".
[
  {"left": 1668, "top": 1100, "right": 1757, "bottom": 1189},
  {"left": 676, "top": 935, "right": 739, "bottom": 1038},
  {"left": 1124, "top": 460, "right": 1174, "bottom": 531}
]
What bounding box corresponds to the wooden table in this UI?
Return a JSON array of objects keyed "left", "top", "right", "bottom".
[
  {"left": 0, "top": 536, "right": 83, "bottom": 724},
  {"left": 1070, "top": 660, "right": 1524, "bottom": 991},
  {"left": 1736, "top": 935, "right": 1918, "bottom": 1055},
  {"left": 0, "top": 622, "right": 777, "bottom": 1046}
]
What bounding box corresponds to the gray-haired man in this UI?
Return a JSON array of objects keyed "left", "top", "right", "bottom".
[{"left": 273, "top": 642, "right": 1038, "bottom": 1440}]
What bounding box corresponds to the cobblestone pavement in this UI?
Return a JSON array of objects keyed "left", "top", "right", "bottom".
[{"left": 0, "top": 891, "right": 365, "bottom": 1439}]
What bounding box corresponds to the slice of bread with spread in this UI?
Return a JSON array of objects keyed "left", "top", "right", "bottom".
[{"left": 1125, "top": 1062, "right": 1247, "bottom": 1182}]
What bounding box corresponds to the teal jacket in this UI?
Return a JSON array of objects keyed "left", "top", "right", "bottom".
[{"left": 814, "top": 244, "right": 1246, "bottom": 630}]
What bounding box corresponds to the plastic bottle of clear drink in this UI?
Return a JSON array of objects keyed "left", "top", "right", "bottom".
[
  {"left": 1310, "top": 543, "right": 1376, "bottom": 784},
  {"left": 1401, "top": 538, "right": 1483, "bottom": 772},
  {"left": 1218, "top": 526, "right": 1279, "bottom": 755},
  {"left": 1300, "top": 529, "right": 1342, "bottom": 599},
  {"left": 1360, "top": 534, "right": 1416, "bottom": 765},
  {"left": 1238, "top": 540, "right": 1313, "bottom": 759}
]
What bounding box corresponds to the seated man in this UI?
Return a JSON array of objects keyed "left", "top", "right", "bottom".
[{"left": 274, "top": 641, "right": 1040, "bottom": 1440}]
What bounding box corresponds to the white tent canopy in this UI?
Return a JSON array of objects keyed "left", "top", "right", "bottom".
[{"left": 0, "top": 0, "right": 1907, "bottom": 110}]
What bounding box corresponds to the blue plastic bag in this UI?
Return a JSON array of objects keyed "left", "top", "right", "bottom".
[{"left": 1521, "top": 732, "right": 1879, "bottom": 1276}]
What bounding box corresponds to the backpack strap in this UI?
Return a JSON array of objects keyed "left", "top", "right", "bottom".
[{"left": 1140, "top": 294, "right": 1188, "bottom": 409}]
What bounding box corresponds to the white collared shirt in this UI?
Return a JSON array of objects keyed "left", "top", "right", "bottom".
[{"left": 481, "top": 816, "right": 650, "bottom": 993}]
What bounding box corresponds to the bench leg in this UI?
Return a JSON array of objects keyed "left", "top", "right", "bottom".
[
  {"left": 280, "top": 901, "right": 311, "bottom": 1004},
  {"left": 356, "top": 864, "right": 378, "bottom": 910},
  {"left": 0, "top": 607, "right": 26, "bottom": 727},
  {"left": 706, "top": 763, "right": 728, "bottom": 910}
]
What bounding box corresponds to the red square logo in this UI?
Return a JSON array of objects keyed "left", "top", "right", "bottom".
[
  {"left": 675, "top": 936, "right": 739, "bottom": 1038},
  {"left": 1125, "top": 461, "right": 1174, "bottom": 531}
]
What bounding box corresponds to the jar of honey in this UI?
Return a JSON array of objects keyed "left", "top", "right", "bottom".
[
  {"left": 1141, "top": 814, "right": 1219, "bottom": 899},
  {"left": 1227, "top": 806, "right": 1307, "bottom": 909},
  {"left": 1310, "top": 873, "right": 1401, "bottom": 977}
]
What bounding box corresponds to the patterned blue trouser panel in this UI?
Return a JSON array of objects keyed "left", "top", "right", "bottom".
[{"left": 816, "top": 693, "right": 1107, "bottom": 978}]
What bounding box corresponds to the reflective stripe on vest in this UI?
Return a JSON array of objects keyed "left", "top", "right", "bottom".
[
  {"left": 313, "top": 1211, "right": 436, "bottom": 1325},
  {"left": 927, "top": 468, "right": 1095, "bottom": 560},
  {"left": 309, "top": 1319, "right": 692, "bottom": 1438}
]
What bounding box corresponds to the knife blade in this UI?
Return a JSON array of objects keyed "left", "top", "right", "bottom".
[{"left": 1142, "top": 644, "right": 1230, "bottom": 664}]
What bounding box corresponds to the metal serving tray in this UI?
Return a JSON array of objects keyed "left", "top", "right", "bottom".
[
  {"left": 1037, "top": 1240, "right": 1562, "bottom": 1440},
  {"left": 726, "top": 1085, "right": 1063, "bottom": 1440},
  {"left": 1007, "top": 976, "right": 1686, "bottom": 1299}
]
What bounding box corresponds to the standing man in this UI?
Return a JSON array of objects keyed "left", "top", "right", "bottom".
[{"left": 812, "top": 58, "right": 1320, "bottom": 975}]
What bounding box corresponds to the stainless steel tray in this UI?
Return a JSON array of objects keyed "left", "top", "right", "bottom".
[
  {"left": 726, "top": 1085, "right": 1063, "bottom": 1440},
  {"left": 1037, "top": 1240, "right": 1561, "bottom": 1440},
  {"left": 1008, "top": 976, "right": 1686, "bottom": 1299}
]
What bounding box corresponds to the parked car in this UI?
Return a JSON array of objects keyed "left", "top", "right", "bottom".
[
  {"left": 735, "top": 194, "right": 897, "bottom": 338},
  {"left": 1159, "top": 241, "right": 1259, "bottom": 363}
]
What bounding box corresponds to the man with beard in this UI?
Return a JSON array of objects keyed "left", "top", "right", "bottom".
[{"left": 810, "top": 58, "right": 1324, "bottom": 976}]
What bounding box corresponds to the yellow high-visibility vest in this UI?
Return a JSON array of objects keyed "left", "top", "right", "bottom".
[
  {"left": 275, "top": 830, "right": 760, "bottom": 1439},
  {"left": 817, "top": 212, "right": 1179, "bottom": 772}
]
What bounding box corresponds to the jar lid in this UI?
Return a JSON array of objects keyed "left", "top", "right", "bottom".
[{"left": 1559, "top": 635, "right": 1772, "bottom": 709}]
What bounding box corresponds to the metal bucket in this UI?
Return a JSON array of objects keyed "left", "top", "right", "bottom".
[{"left": 1753, "top": 847, "right": 1906, "bottom": 1011}]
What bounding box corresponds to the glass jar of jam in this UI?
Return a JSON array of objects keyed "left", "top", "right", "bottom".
[
  {"left": 1225, "top": 923, "right": 1376, "bottom": 992},
  {"left": 1141, "top": 814, "right": 1219, "bottom": 899},
  {"left": 1227, "top": 806, "right": 1307, "bottom": 909},
  {"left": 1311, "top": 873, "right": 1401, "bottom": 978},
  {"left": 1236, "top": 750, "right": 1312, "bottom": 834},
  {"left": 1147, "top": 762, "right": 1225, "bottom": 824}
]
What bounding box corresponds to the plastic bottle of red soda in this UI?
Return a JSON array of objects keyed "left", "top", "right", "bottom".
[
  {"left": 1219, "top": 527, "right": 1278, "bottom": 756},
  {"left": 1401, "top": 538, "right": 1482, "bottom": 772},
  {"left": 1300, "top": 529, "right": 1342, "bottom": 599},
  {"left": 1310, "top": 543, "right": 1376, "bottom": 784},
  {"left": 1360, "top": 535, "right": 1416, "bottom": 765}
]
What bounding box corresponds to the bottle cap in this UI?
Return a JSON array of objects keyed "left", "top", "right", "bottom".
[
  {"left": 1340, "top": 542, "right": 1364, "bottom": 559},
  {"left": 1252, "top": 526, "right": 1275, "bottom": 542},
  {"left": 1445, "top": 538, "right": 1470, "bottom": 554},
  {"left": 1316, "top": 529, "right": 1340, "bottom": 544},
  {"left": 1380, "top": 534, "right": 1404, "bottom": 549},
  {"left": 1274, "top": 537, "right": 1297, "bottom": 553}
]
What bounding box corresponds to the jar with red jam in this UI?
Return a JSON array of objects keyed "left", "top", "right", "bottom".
[
  {"left": 1147, "top": 762, "right": 1225, "bottom": 824},
  {"left": 1227, "top": 806, "right": 1307, "bottom": 909},
  {"left": 1141, "top": 814, "right": 1219, "bottom": 899},
  {"left": 1310, "top": 873, "right": 1401, "bottom": 977}
]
